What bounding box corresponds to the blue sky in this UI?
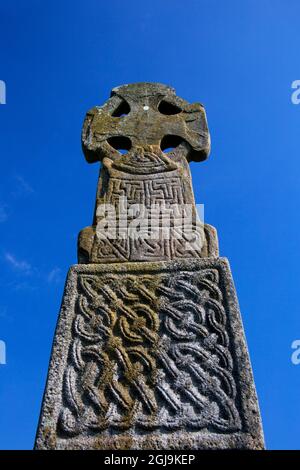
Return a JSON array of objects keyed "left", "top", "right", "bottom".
[{"left": 0, "top": 0, "right": 300, "bottom": 450}]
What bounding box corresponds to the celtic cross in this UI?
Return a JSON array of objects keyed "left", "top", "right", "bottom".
[
  {"left": 35, "top": 83, "right": 264, "bottom": 450},
  {"left": 78, "top": 83, "right": 218, "bottom": 262}
]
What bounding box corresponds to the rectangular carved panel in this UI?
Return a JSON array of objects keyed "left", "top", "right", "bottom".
[{"left": 35, "top": 258, "right": 263, "bottom": 449}]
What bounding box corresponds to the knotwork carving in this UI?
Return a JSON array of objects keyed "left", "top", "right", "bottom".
[{"left": 58, "top": 268, "right": 241, "bottom": 435}]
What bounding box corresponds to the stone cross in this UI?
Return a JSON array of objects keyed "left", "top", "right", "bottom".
[
  {"left": 35, "top": 83, "right": 264, "bottom": 450},
  {"left": 78, "top": 83, "right": 218, "bottom": 263}
]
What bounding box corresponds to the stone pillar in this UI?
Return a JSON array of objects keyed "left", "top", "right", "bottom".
[{"left": 35, "top": 83, "right": 264, "bottom": 450}]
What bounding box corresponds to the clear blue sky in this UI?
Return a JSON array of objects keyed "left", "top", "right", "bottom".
[{"left": 0, "top": 0, "right": 300, "bottom": 450}]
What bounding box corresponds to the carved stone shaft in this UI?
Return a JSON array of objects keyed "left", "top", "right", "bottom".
[{"left": 35, "top": 83, "right": 264, "bottom": 450}]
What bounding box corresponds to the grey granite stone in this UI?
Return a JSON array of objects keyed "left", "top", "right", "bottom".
[
  {"left": 78, "top": 82, "right": 217, "bottom": 263},
  {"left": 35, "top": 259, "right": 264, "bottom": 450},
  {"left": 35, "top": 83, "right": 264, "bottom": 450}
]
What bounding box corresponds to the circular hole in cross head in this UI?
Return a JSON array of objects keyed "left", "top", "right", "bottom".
[
  {"left": 111, "top": 99, "right": 130, "bottom": 117},
  {"left": 158, "top": 100, "right": 181, "bottom": 115},
  {"left": 160, "top": 135, "right": 183, "bottom": 154},
  {"left": 107, "top": 136, "right": 131, "bottom": 154}
]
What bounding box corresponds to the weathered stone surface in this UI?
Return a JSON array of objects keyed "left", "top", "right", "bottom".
[
  {"left": 35, "top": 83, "right": 264, "bottom": 449},
  {"left": 78, "top": 83, "right": 217, "bottom": 263},
  {"left": 35, "top": 259, "right": 263, "bottom": 450}
]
